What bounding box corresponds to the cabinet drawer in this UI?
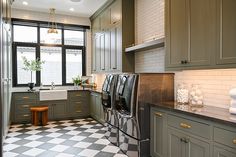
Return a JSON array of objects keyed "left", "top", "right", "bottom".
[
  {"left": 14, "top": 93, "right": 37, "bottom": 101},
  {"left": 16, "top": 103, "right": 36, "bottom": 113},
  {"left": 214, "top": 127, "right": 236, "bottom": 149},
  {"left": 167, "top": 114, "right": 211, "bottom": 139},
  {"left": 69, "top": 91, "right": 89, "bottom": 101},
  {"left": 70, "top": 101, "right": 89, "bottom": 115},
  {"left": 16, "top": 113, "right": 31, "bottom": 121}
]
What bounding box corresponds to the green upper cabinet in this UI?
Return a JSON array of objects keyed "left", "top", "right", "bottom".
[
  {"left": 91, "top": 0, "right": 134, "bottom": 73},
  {"left": 166, "top": 0, "right": 216, "bottom": 70},
  {"left": 216, "top": 0, "right": 236, "bottom": 65},
  {"left": 166, "top": 0, "right": 236, "bottom": 70},
  {"left": 92, "top": 16, "right": 101, "bottom": 34},
  {"left": 110, "top": 0, "right": 121, "bottom": 26}
]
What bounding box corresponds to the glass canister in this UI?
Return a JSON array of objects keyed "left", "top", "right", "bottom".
[
  {"left": 189, "top": 84, "right": 204, "bottom": 107},
  {"left": 176, "top": 83, "right": 189, "bottom": 104}
]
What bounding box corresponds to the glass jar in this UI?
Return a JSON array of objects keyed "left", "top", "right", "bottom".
[
  {"left": 176, "top": 83, "right": 189, "bottom": 104},
  {"left": 189, "top": 84, "right": 204, "bottom": 107}
]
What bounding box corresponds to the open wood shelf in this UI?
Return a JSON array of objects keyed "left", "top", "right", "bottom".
[{"left": 125, "top": 37, "right": 165, "bottom": 53}]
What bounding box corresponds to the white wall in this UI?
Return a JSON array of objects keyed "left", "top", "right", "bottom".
[
  {"left": 134, "top": 0, "right": 236, "bottom": 109},
  {"left": 11, "top": 8, "right": 92, "bottom": 76}
]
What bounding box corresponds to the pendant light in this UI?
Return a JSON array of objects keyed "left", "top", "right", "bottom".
[{"left": 48, "top": 8, "right": 58, "bottom": 35}]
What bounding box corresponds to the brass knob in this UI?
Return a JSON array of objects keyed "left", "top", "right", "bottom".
[
  {"left": 233, "top": 139, "right": 236, "bottom": 144},
  {"left": 180, "top": 123, "right": 191, "bottom": 129},
  {"left": 22, "top": 96, "right": 29, "bottom": 99},
  {"left": 155, "top": 112, "right": 163, "bottom": 117}
]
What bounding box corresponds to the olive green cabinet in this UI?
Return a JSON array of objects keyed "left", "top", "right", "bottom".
[
  {"left": 150, "top": 107, "right": 236, "bottom": 157},
  {"left": 216, "top": 0, "right": 236, "bottom": 65},
  {"left": 150, "top": 109, "right": 167, "bottom": 157},
  {"left": 39, "top": 100, "right": 67, "bottom": 120},
  {"left": 166, "top": 0, "right": 215, "bottom": 69},
  {"left": 166, "top": 0, "right": 236, "bottom": 70},
  {"left": 214, "top": 146, "right": 236, "bottom": 157},
  {"left": 68, "top": 91, "right": 90, "bottom": 117},
  {"left": 11, "top": 91, "right": 91, "bottom": 124},
  {"left": 11, "top": 92, "right": 39, "bottom": 123},
  {"left": 90, "top": 92, "right": 104, "bottom": 124},
  {"left": 167, "top": 128, "right": 210, "bottom": 157},
  {"left": 91, "top": 0, "right": 134, "bottom": 73}
]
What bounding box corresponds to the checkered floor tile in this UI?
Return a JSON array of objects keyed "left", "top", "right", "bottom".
[{"left": 3, "top": 118, "right": 128, "bottom": 157}]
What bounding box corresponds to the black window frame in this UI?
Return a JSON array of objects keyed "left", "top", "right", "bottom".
[{"left": 12, "top": 18, "right": 89, "bottom": 87}]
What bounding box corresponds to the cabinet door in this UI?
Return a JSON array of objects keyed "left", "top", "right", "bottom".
[
  {"left": 188, "top": 0, "right": 215, "bottom": 66},
  {"left": 151, "top": 110, "right": 166, "bottom": 157},
  {"left": 214, "top": 146, "right": 236, "bottom": 157},
  {"left": 92, "top": 17, "right": 101, "bottom": 34},
  {"left": 90, "top": 94, "right": 96, "bottom": 117},
  {"left": 110, "top": 25, "right": 121, "bottom": 71},
  {"left": 105, "top": 30, "right": 111, "bottom": 71},
  {"left": 216, "top": 0, "right": 236, "bottom": 65},
  {"left": 95, "top": 34, "right": 101, "bottom": 72},
  {"left": 101, "top": 9, "right": 110, "bottom": 31},
  {"left": 53, "top": 101, "right": 67, "bottom": 119},
  {"left": 92, "top": 34, "right": 96, "bottom": 72},
  {"left": 167, "top": 128, "right": 187, "bottom": 157},
  {"left": 100, "top": 33, "right": 105, "bottom": 71},
  {"left": 166, "top": 0, "right": 188, "bottom": 68},
  {"left": 110, "top": 0, "right": 121, "bottom": 25},
  {"left": 187, "top": 136, "right": 210, "bottom": 157}
]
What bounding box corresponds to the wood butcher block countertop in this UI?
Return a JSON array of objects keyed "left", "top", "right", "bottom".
[{"left": 149, "top": 101, "right": 236, "bottom": 127}]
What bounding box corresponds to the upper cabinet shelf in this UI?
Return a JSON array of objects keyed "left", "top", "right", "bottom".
[{"left": 125, "top": 37, "right": 165, "bottom": 53}]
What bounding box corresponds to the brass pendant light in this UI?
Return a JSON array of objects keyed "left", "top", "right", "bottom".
[{"left": 48, "top": 8, "right": 58, "bottom": 34}]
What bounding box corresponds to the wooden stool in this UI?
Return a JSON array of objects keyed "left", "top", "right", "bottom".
[{"left": 30, "top": 107, "right": 48, "bottom": 126}]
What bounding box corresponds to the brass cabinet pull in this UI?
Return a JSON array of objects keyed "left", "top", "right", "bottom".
[
  {"left": 75, "top": 102, "right": 81, "bottom": 104},
  {"left": 76, "top": 110, "right": 82, "bottom": 113},
  {"left": 76, "top": 94, "right": 82, "bottom": 97},
  {"left": 155, "top": 112, "right": 163, "bottom": 117},
  {"left": 233, "top": 139, "right": 236, "bottom": 144},
  {"left": 180, "top": 123, "right": 192, "bottom": 129},
  {"left": 22, "top": 105, "right": 30, "bottom": 108},
  {"left": 22, "top": 96, "right": 29, "bottom": 99},
  {"left": 23, "top": 114, "right": 30, "bottom": 117}
]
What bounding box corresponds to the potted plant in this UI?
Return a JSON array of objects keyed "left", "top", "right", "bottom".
[
  {"left": 22, "top": 56, "right": 45, "bottom": 91},
  {"left": 72, "top": 75, "right": 82, "bottom": 87}
]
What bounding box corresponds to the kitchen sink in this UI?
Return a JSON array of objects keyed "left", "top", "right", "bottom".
[{"left": 39, "top": 90, "right": 67, "bottom": 101}]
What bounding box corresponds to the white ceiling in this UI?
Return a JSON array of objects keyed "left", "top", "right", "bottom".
[{"left": 12, "top": 0, "right": 108, "bottom": 17}]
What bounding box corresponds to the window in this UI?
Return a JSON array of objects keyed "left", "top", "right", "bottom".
[
  {"left": 64, "top": 30, "right": 84, "bottom": 46},
  {"left": 41, "top": 47, "right": 62, "bottom": 85},
  {"left": 16, "top": 46, "right": 36, "bottom": 85},
  {"left": 13, "top": 25, "right": 37, "bottom": 43},
  {"left": 40, "top": 28, "right": 62, "bottom": 44},
  {"left": 12, "top": 19, "right": 88, "bottom": 87},
  {"left": 66, "top": 49, "right": 83, "bottom": 83}
]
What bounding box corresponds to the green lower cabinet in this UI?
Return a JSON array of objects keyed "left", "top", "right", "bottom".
[
  {"left": 40, "top": 100, "right": 67, "bottom": 120},
  {"left": 90, "top": 92, "right": 104, "bottom": 123},
  {"left": 68, "top": 91, "right": 90, "bottom": 118},
  {"left": 150, "top": 109, "right": 167, "bottom": 157},
  {"left": 167, "top": 127, "right": 210, "bottom": 157},
  {"left": 214, "top": 146, "right": 236, "bottom": 157}
]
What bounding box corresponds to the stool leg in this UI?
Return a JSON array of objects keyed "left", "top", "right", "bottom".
[
  {"left": 31, "top": 111, "right": 35, "bottom": 125},
  {"left": 42, "top": 111, "right": 48, "bottom": 126},
  {"left": 34, "top": 112, "right": 39, "bottom": 126},
  {"left": 42, "top": 111, "right": 46, "bottom": 125}
]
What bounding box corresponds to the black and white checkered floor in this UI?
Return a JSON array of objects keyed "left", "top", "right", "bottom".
[{"left": 3, "top": 118, "right": 128, "bottom": 157}]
